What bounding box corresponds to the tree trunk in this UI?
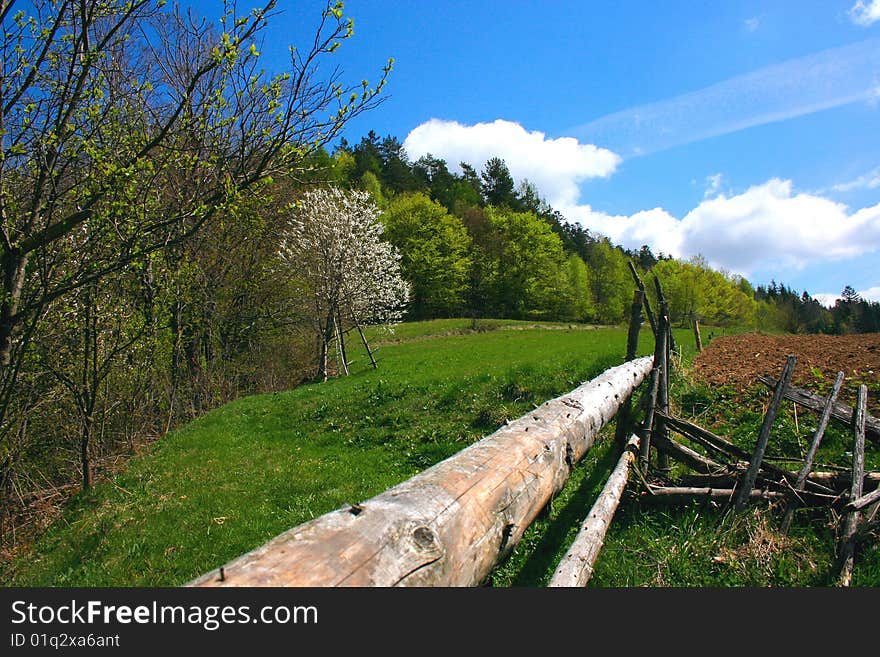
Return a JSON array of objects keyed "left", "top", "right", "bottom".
[{"left": 0, "top": 249, "right": 27, "bottom": 368}]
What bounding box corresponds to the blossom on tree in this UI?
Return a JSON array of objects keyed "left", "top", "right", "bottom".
[{"left": 279, "top": 187, "right": 410, "bottom": 379}]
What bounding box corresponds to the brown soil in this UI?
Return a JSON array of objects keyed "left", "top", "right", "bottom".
[{"left": 692, "top": 333, "right": 880, "bottom": 410}]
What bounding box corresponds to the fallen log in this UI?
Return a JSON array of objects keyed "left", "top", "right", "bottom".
[
  {"left": 549, "top": 435, "right": 639, "bottom": 587},
  {"left": 758, "top": 375, "right": 880, "bottom": 446},
  {"left": 188, "top": 356, "right": 654, "bottom": 587}
]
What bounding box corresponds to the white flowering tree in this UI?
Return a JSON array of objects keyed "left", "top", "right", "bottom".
[{"left": 280, "top": 187, "right": 410, "bottom": 380}]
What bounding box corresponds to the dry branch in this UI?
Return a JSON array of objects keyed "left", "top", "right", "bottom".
[
  {"left": 188, "top": 356, "right": 654, "bottom": 587},
  {"left": 549, "top": 435, "right": 640, "bottom": 587},
  {"left": 639, "top": 487, "right": 784, "bottom": 504}
]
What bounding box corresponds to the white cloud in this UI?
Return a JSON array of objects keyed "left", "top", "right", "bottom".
[
  {"left": 744, "top": 17, "right": 760, "bottom": 32},
  {"left": 832, "top": 166, "right": 880, "bottom": 192},
  {"left": 559, "top": 179, "right": 880, "bottom": 276},
  {"left": 403, "top": 119, "right": 620, "bottom": 206},
  {"left": 850, "top": 1, "right": 880, "bottom": 26}
]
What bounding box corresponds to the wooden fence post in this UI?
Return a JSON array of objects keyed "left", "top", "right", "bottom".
[
  {"left": 614, "top": 290, "right": 644, "bottom": 450},
  {"left": 734, "top": 355, "right": 797, "bottom": 511}
]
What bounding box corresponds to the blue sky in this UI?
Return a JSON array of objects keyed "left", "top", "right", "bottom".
[{"left": 258, "top": 0, "right": 880, "bottom": 304}]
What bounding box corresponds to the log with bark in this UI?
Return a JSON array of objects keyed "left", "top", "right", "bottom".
[{"left": 188, "top": 356, "right": 654, "bottom": 587}]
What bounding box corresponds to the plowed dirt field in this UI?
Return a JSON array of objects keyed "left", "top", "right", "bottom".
[{"left": 692, "top": 332, "right": 880, "bottom": 411}]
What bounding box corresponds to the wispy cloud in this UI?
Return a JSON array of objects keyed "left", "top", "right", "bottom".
[
  {"left": 832, "top": 166, "right": 880, "bottom": 192},
  {"left": 849, "top": 1, "right": 880, "bottom": 26},
  {"left": 704, "top": 173, "right": 724, "bottom": 198},
  {"left": 570, "top": 38, "right": 880, "bottom": 159},
  {"left": 744, "top": 17, "right": 760, "bottom": 32}
]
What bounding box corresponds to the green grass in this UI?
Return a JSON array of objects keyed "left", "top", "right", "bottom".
[{"left": 4, "top": 320, "right": 652, "bottom": 586}]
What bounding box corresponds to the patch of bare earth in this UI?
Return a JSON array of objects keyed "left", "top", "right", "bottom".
[{"left": 692, "top": 333, "right": 880, "bottom": 413}]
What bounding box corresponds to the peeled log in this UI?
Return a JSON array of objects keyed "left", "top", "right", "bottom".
[
  {"left": 549, "top": 434, "right": 639, "bottom": 587},
  {"left": 188, "top": 356, "right": 654, "bottom": 587}
]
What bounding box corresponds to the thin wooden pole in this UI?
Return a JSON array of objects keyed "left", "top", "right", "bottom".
[
  {"left": 336, "top": 311, "right": 350, "bottom": 373},
  {"left": 614, "top": 290, "right": 644, "bottom": 450},
  {"left": 692, "top": 317, "right": 703, "bottom": 352},
  {"left": 838, "top": 384, "right": 867, "bottom": 587},
  {"left": 640, "top": 487, "right": 784, "bottom": 504},
  {"left": 549, "top": 435, "right": 640, "bottom": 587},
  {"left": 735, "top": 355, "right": 798, "bottom": 511},
  {"left": 627, "top": 261, "right": 657, "bottom": 336},
  {"left": 780, "top": 371, "right": 845, "bottom": 533}
]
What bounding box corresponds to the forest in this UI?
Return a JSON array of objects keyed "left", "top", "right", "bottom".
[{"left": 1, "top": 0, "right": 878, "bottom": 547}]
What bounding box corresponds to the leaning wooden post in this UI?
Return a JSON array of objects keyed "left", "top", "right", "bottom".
[
  {"left": 780, "top": 371, "right": 844, "bottom": 534},
  {"left": 627, "top": 261, "right": 657, "bottom": 336},
  {"left": 614, "top": 290, "right": 644, "bottom": 450},
  {"left": 549, "top": 434, "right": 640, "bottom": 587},
  {"left": 692, "top": 316, "right": 703, "bottom": 353},
  {"left": 355, "top": 320, "right": 378, "bottom": 369},
  {"left": 838, "top": 384, "right": 867, "bottom": 587},
  {"left": 734, "top": 355, "right": 798, "bottom": 511}
]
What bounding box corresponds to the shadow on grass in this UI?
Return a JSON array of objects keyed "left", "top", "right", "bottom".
[{"left": 505, "top": 441, "right": 621, "bottom": 586}]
